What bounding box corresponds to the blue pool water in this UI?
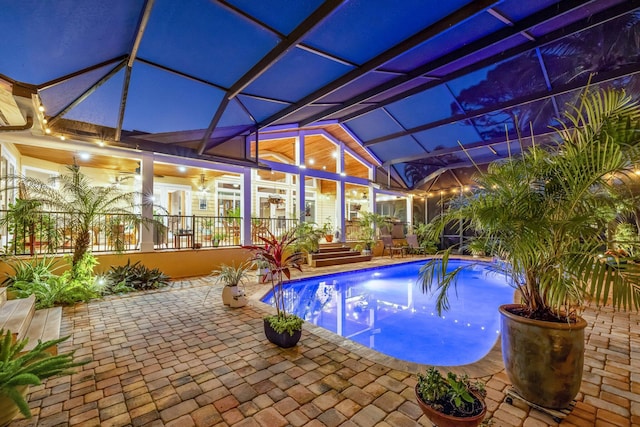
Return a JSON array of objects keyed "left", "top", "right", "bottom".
[{"left": 261, "top": 260, "right": 513, "bottom": 365}]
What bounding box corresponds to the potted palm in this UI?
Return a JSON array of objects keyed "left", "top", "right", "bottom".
[
  {"left": 418, "top": 88, "right": 640, "bottom": 409},
  {"left": 294, "top": 221, "right": 324, "bottom": 263},
  {"left": 0, "top": 329, "right": 85, "bottom": 426},
  {"left": 209, "top": 261, "right": 251, "bottom": 308},
  {"left": 415, "top": 368, "right": 486, "bottom": 427},
  {"left": 245, "top": 229, "right": 304, "bottom": 348}
]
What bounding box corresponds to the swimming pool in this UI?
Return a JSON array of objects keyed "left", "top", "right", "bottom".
[{"left": 261, "top": 260, "right": 513, "bottom": 365}]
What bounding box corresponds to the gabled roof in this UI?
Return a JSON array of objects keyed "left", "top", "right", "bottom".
[{"left": 1, "top": 0, "right": 639, "bottom": 190}]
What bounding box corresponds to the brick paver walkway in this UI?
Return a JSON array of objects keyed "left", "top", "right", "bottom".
[{"left": 7, "top": 258, "right": 640, "bottom": 426}]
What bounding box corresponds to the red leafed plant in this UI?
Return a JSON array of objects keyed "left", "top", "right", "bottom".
[{"left": 244, "top": 228, "right": 304, "bottom": 334}]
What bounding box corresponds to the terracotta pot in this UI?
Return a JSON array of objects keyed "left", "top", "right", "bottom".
[
  {"left": 415, "top": 385, "right": 486, "bottom": 427},
  {"left": 0, "top": 385, "right": 29, "bottom": 427},
  {"left": 263, "top": 319, "right": 301, "bottom": 348},
  {"left": 325, "top": 235, "right": 334, "bottom": 243},
  {"left": 500, "top": 304, "right": 587, "bottom": 409}
]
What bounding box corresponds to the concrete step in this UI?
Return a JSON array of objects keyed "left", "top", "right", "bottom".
[
  {"left": 0, "top": 287, "right": 6, "bottom": 306},
  {"left": 0, "top": 294, "right": 36, "bottom": 342},
  {"left": 22, "top": 307, "right": 63, "bottom": 355},
  {"left": 312, "top": 254, "right": 372, "bottom": 267},
  {"left": 309, "top": 250, "right": 359, "bottom": 260}
]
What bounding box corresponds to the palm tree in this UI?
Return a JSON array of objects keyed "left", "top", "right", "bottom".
[
  {"left": 420, "top": 87, "right": 640, "bottom": 319},
  {"left": 3, "top": 164, "right": 147, "bottom": 276}
]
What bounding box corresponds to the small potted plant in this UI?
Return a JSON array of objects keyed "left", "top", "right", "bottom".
[
  {"left": 294, "top": 221, "right": 324, "bottom": 263},
  {"left": 415, "top": 367, "right": 486, "bottom": 427},
  {"left": 0, "top": 329, "right": 86, "bottom": 426},
  {"left": 253, "top": 258, "right": 270, "bottom": 283},
  {"left": 357, "top": 226, "right": 376, "bottom": 256},
  {"left": 245, "top": 229, "right": 304, "bottom": 348},
  {"left": 322, "top": 218, "right": 334, "bottom": 243},
  {"left": 201, "top": 219, "right": 214, "bottom": 241},
  {"left": 212, "top": 232, "right": 225, "bottom": 247},
  {"left": 209, "top": 261, "right": 251, "bottom": 308}
]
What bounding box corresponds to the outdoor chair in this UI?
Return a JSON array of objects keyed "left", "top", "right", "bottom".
[
  {"left": 405, "top": 234, "right": 425, "bottom": 256},
  {"left": 381, "top": 235, "right": 405, "bottom": 258}
]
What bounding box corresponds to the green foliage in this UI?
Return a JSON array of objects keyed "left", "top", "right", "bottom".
[
  {"left": 105, "top": 259, "right": 170, "bottom": 292},
  {"left": 2, "top": 256, "right": 61, "bottom": 288},
  {"left": 64, "top": 253, "right": 99, "bottom": 284},
  {"left": 413, "top": 222, "right": 439, "bottom": 253},
  {"left": 0, "top": 329, "right": 86, "bottom": 419},
  {"left": 210, "top": 261, "right": 252, "bottom": 287},
  {"left": 614, "top": 223, "right": 639, "bottom": 257},
  {"left": 4, "top": 256, "right": 100, "bottom": 308},
  {"left": 416, "top": 368, "right": 484, "bottom": 417},
  {"left": 358, "top": 212, "right": 387, "bottom": 249},
  {"left": 294, "top": 221, "right": 324, "bottom": 254},
  {"left": 265, "top": 314, "right": 304, "bottom": 336},
  {"left": 419, "top": 88, "right": 640, "bottom": 318},
  {"left": 464, "top": 237, "right": 489, "bottom": 257}
]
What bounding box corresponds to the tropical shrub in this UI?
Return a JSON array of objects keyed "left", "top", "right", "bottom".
[
  {"left": 419, "top": 87, "right": 640, "bottom": 319},
  {"left": 4, "top": 256, "right": 100, "bottom": 308},
  {"left": 105, "top": 259, "right": 170, "bottom": 292}
]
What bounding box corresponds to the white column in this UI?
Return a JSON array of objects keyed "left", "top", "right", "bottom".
[
  {"left": 296, "top": 134, "right": 305, "bottom": 223},
  {"left": 406, "top": 195, "right": 413, "bottom": 232},
  {"left": 140, "top": 153, "right": 154, "bottom": 252},
  {"left": 337, "top": 143, "right": 345, "bottom": 242},
  {"left": 242, "top": 167, "right": 252, "bottom": 246}
]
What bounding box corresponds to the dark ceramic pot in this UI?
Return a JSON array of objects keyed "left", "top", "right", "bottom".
[
  {"left": 415, "top": 385, "right": 486, "bottom": 427},
  {"left": 500, "top": 304, "right": 587, "bottom": 409},
  {"left": 263, "top": 319, "right": 302, "bottom": 348}
]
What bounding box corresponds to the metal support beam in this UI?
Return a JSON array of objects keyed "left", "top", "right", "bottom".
[
  {"left": 365, "top": 65, "right": 640, "bottom": 147},
  {"left": 339, "top": 0, "right": 639, "bottom": 124},
  {"left": 38, "top": 56, "right": 127, "bottom": 91},
  {"left": 197, "top": 0, "right": 345, "bottom": 154},
  {"left": 48, "top": 60, "right": 126, "bottom": 127},
  {"left": 116, "top": 0, "right": 155, "bottom": 141},
  {"left": 298, "top": 0, "right": 596, "bottom": 126},
  {"left": 214, "top": 0, "right": 497, "bottom": 146}
]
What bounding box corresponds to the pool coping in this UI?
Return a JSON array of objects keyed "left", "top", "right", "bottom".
[{"left": 244, "top": 256, "right": 506, "bottom": 379}]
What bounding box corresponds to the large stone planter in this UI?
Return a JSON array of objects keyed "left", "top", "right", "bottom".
[{"left": 499, "top": 304, "right": 587, "bottom": 409}]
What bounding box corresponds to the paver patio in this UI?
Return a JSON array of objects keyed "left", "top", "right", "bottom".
[{"left": 7, "top": 258, "right": 640, "bottom": 426}]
